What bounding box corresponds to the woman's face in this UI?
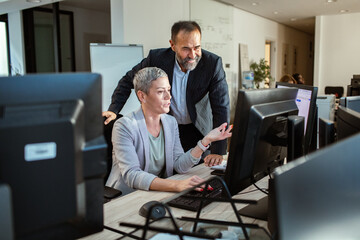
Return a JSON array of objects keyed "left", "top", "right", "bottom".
[{"left": 142, "top": 77, "right": 171, "bottom": 114}]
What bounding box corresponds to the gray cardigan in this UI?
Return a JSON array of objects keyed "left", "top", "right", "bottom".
[{"left": 106, "top": 108, "right": 200, "bottom": 195}]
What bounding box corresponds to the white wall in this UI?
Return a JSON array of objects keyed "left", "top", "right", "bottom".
[
  {"left": 314, "top": 13, "right": 360, "bottom": 95},
  {"left": 111, "top": 0, "right": 190, "bottom": 56},
  {"left": 111, "top": 0, "right": 314, "bottom": 86},
  {"left": 232, "top": 8, "right": 314, "bottom": 84}
]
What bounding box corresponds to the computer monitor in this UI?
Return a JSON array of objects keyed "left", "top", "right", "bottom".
[
  {"left": 224, "top": 88, "right": 299, "bottom": 196},
  {"left": 336, "top": 105, "right": 360, "bottom": 141},
  {"left": 276, "top": 82, "right": 318, "bottom": 153},
  {"left": 347, "top": 75, "right": 360, "bottom": 96},
  {"left": 0, "top": 73, "right": 107, "bottom": 239},
  {"left": 339, "top": 96, "right": 360, "bottom": 113},
  {"left": 273, "top": 132, "right": 360, "bottom": 240},
  {"left": 318, "top": 117, "right": 335, "bottom": 148}
]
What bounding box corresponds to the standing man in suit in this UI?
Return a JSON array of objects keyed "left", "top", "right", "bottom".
[{"left": 102, "top": 21, "right": 230, "bottom": 166}]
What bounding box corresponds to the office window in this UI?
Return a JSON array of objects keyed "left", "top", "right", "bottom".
[{"left": 0, "top": 14, "right": 10, "bottom": 76}]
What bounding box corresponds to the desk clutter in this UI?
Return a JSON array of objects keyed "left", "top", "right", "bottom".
[{"left": 115, "top": 176, "right": 271, "bottom": 240}]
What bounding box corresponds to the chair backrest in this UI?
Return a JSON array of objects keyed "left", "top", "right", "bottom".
[
  {"left": 324, "top": 86, "right": 344, "bottom": 98},
  {"left": 103, "top": 114, "right": 123, "bottom": 183}
]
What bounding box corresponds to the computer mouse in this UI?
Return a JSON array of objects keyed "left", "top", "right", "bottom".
[{"left": 138, "top": 200, "right": 166, "bottom": 220}]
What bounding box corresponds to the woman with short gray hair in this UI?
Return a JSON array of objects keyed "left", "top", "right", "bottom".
[{"left": 106, "top": 67, "right": 232, "bottom": 195}]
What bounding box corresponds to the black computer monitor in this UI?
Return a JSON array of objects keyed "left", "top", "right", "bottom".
[
  {"left": 224, "top": 88, "right": 299, "bottom": 196},
  {"left": 318, "top": 117, "right": 335, "bottom": 148},
  {"left": 339, "top": 96, "right": 360, "bottom": 113},
  {"left": 337, "top": 105, "right": 360, "bottom": 141},
  {"left": 0, "top": 73, "right": 107, "bottom": 239},
  {"left": 274, "top": 132, "right": 360, "bottom": 240},
  {"left": 275, "top": 82, "right": 318, "bottom": 154},
  {"left": 347, "top": 75, "right": 360, "bottom": 96}
]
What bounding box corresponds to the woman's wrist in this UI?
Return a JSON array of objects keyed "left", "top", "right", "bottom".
[
  {"left": 197, "top": 139, "right": 210, "bottom": 152},
  {"left": 201, "top": 137, "right": 211, "bottom": 147}
]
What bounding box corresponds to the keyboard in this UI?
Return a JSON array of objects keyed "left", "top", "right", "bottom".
[
  {"left": 210, "top": 160, "right": 227, "bottom": 171},
  {"left": 167, "top": 178, "right": 224, "bottom": 211}
]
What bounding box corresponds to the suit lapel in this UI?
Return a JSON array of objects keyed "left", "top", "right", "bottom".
[{"left": 163, "top": 49, "right": 176, "bottom": 86}]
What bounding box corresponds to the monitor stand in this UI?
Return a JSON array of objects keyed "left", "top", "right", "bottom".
[
  {"left": 237, "top": 195, "right": 268, "bottom": 221},
  {"left": 237, "top": 178, "right": 278, "bottom": 236}
]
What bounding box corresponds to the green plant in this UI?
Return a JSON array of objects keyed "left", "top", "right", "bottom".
[{"left": 250, "top": 58, "right": 273, "bottom": 88}]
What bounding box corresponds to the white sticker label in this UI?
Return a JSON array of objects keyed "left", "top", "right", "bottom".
[{"left": 24, "top": 142, "right": 57, "bottom": 161}]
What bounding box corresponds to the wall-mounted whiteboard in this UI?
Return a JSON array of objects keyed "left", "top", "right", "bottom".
[
  {"left": 190, "top": 0, "right": 233, "bottom": 71},
  {"left": 90, "top": 43, "right": 143, "bottom": 114}
]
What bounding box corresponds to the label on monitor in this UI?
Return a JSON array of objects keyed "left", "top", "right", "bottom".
[{"left": 24, "top": 142, "right": 57, "bottom": 161}]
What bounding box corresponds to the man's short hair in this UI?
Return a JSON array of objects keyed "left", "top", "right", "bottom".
[
  {"left": 171, "top": 21, "right": 202, "bottom": 43},
  {"left": 133, "top": 67, "right": 168, "bottom": 94}
]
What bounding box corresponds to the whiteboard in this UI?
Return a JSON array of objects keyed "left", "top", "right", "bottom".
[
  {"left": 90, "top": 43, "right": 143, "bottom": 114},
  {"left": 190, "top": 0, "right": 233, "bottom": 70}
]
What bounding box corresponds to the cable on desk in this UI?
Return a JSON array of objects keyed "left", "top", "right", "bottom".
[
  {"left": 253, "top": 182, "right": 269, "bottom": 195},
  {"left": 237, "top": 187, "right": 268, "bottom": 195}
]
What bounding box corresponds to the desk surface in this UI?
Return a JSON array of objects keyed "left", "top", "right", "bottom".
[{"left": 80, "top": 164, "right": 270, "bottom": 240}]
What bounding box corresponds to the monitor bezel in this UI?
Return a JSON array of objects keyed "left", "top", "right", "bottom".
[
  {"left": 224, "top": 88, "right": 299, "bottom": 196},
  {"left": 337, "top": 105, "right": 360, "bottom": 140}
]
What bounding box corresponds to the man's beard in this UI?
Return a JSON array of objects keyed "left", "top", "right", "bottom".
[{"left": 176, "top": 54, "right": 201, "bottom": 71}]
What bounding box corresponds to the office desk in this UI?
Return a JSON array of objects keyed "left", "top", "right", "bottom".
[{"left": 80, "top": 164, "right": 270, "bottom": 240}]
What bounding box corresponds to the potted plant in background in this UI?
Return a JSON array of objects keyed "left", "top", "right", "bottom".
[{"left": 250, "top": 58, "right": 274, "bottom": 88}]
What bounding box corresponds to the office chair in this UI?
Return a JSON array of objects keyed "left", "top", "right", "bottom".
[
  {"left": 324, "top": 86, "right": 344, "bottom": 99},
  {"left": 103, "top": 114, "right": 123, "bottom": 202}
]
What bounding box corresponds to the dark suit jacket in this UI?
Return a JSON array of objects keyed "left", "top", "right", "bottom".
[{"left": 109, "top": 48, "right": 230, "bottom": 155}]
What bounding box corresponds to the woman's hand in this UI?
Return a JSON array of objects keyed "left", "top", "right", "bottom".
[
  {"left": 202, "top": 123, "right": 233, "bottom": 146},
  {"left": 176, "top": 175, "right": 206, "bottom": 192}
]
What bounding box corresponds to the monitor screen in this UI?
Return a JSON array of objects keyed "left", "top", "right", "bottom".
[
  {"left": 224, "top": 88, "right": 298, "bottom": 195},
  {"left": 337, "top": 105, "right": 360, "bottom": 141},
  {"left": 0, "top": 73, "right": 107, "bottom": 239},
  {"left": 276, "top": 82, "right": 318, "bottom": 153}
]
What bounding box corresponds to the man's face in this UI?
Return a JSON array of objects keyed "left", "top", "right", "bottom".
[{"left": 170, "top": 29, "right": 202, "bottom": 72}]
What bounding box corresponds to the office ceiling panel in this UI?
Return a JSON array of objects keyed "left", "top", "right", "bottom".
[{"left": 219, "top": 0, "right": 360, "bottom": 34}]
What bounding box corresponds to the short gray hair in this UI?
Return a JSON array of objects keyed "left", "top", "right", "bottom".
[{"left": 133, "top": 67, "right": 168, "bottom": 94}]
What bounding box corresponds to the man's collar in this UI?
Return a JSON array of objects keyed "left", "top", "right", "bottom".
[{"left": 174, "top": 56, "right": 190, "bottom": 74}]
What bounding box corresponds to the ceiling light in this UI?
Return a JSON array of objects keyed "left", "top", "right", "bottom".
[
  {"left": 252, "top": 2, "right": 259, "bottom": 6},
  {"left": 340, "top": 9, "right": 349, "bottom": 13},
  {"left": 273, "top": 11, "right": 279, "bottom": 15},
  {"left": 290, "top": 18, "right": 297, "bottom": 21},
  {"left": 26, "top": 0, "right": 42, "bottom": 3},
  {"left": 326, "top": 0, "right": 337, "bottom": 2}
]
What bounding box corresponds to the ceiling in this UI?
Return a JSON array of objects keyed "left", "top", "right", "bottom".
[
  {"left": 219, "top": 0, "right": 360, "bottom": 34},
  {"left": 2, "top": 0, "right": 360, "bottom": 34}
]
